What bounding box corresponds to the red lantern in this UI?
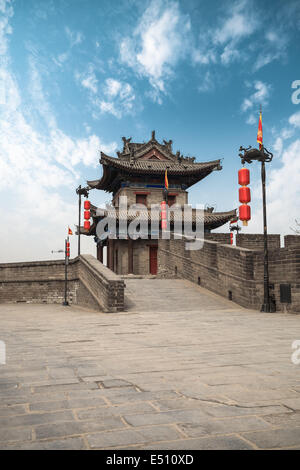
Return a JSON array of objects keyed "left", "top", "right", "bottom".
[
  {"left": 230, "top": 232, "right": 233, "bottom": 245},
  {"left": 239, "top": 186, "right": 251, "bottom": 204},
  {"left": 161, "top": 201, "right": 167, "bottom": 230},
  {"left": 84, "top": 210, "right": 90, "bottom": 220},
  {"left": 66, "top": 241, "right": 70, "bottom": 258},
  {"left": 238, "top": 167, "right": 251, "bottom": 226},
  {"left": 84, "top": 200, "right": 90, "bottom": 210},
  {"left": 84, "top": 220, "right": 90, "bottom": 230},
  {"left": 238, "top": 168, "right": 250, "bottom": 186},
  {"left": 239, "top": 204, "right": 251, "bottom": 221}
]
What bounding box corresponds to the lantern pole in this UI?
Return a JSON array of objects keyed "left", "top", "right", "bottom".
[
  {"left": 75, "top": 185, "right": 90, "bottom": 257},
  {"left": 238, "top": 143, "right": 275, "bottom": 313},
  {"left": 63, "top": 238, "right": 69, "bottom": 306},
  {"left": 261, "top": 150, "right": 271, "bottom": 312},
  {"left": 78, "top": 185, "right": 81, "bottom": 257}
]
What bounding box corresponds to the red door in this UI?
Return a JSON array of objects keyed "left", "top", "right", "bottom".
[{"left": 149, "top": 246, "right": 158, "bottom": 275}]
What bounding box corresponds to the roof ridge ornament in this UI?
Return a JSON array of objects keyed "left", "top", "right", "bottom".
[
  {"left": 122, "top": 136, "right": 132, "bottom": 154},
  {"left": 151, "top": 130, "right": 156, "bottom": 141},
  {"left": 163, "top": 139, "right": 173, "bottom": 152}
]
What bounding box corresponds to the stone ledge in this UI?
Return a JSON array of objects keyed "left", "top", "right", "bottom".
[{"left": 0, "top": 255, "right": 125, "bottom": 312}]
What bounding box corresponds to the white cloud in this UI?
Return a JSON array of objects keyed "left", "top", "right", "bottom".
[
  {"left": 246, "top": 114, "right": 256, "bottom": 125},
  {"left": 270, "top": 111, "right": 300, "bottom": 157},
  {"left": 75, "top": 65, "right": 98, "bottom": 94},
  {"left": 96, "top": 78, "right": 136, "bottom": 119},
  {"left": 0, "top": 1, "right": 13, "bottom": 57},
  {"left": 220, "top": 45, "right": 240, "bottom": 65},
  {"left": 82, "top": 74, "right": 98, "bottom": 94},
  {"left": 192, "top": 0, "right": 258, "bottom": 71},
  {"left": 253, "top": 30, "right": 288, "bottom": 71},
  {"left": 120, "top": 0, "right": 191, "bottom": 100},
  {"left": 241, "top": 81, "right": 272, "bottom": 116},
  {"left": 191, "top": 46, "right": 216, "bottom": 66},
  {"left": 105, "top": 78, "right": 122, "bottom": 97},
  {"left": 214, "top": 0, "right": 257, "bottom": 45},
  {"left": 28, "top": 57, "right": 57, "bottom": 130},
  {"left": 273, "top": 137, "right": 283, "bottom": 156},
  {"left": 65, "top": 26, "right": 84, "bottom": 47},
  {"left": 289, "top": 111, "right": 300, "bottom": 128},
  {"left": 0, "top": 3, "right": 116, "bottom": 262},
  {"left": 52, "top": 26, "right": 84, "bottom": 67},
  {"left": 262, "top": 140, "right": 300, "bottom": 231},
  {"left": 76, "top": 71, "right": 136, "bottom": 119},
  {"left": 53, "top": 52, "right": 68, "bottom": 67},
  {"left": 198, "top": 71, "right": 214, "bottom": 93}
]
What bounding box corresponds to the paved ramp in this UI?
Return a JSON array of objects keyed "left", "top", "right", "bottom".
[{"left": 124, "top": 278, "right": 239, "bottom": 313}]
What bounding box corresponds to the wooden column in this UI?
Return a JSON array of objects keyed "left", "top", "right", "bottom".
[
  {"left": 128, "top": 239, "right": 133, "bottom": 274},
  {"left": 108, "top": 239, "right": 114, "bottom": 272},
  {"left": 97, "top": 244, "right": 103, "bottom": 263}
]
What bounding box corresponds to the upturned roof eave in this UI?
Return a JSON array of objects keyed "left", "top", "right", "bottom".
[{"left": 87, "top": 154, "right": 222, "bottom": 191}]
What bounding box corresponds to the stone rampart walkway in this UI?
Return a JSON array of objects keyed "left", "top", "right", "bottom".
[{"left": 0, "top": 279, "right": 300, "bottom": 449}]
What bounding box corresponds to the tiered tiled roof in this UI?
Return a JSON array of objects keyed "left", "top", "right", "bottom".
[
  {"left": 80, "top": 206, "right": 237, "bottom": 235},
  {"left": 87, "top": 131, "right": 222, "bottom": 192}
]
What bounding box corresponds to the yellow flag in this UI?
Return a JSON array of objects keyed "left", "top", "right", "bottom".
[{"left": 164, "top": 169, "right": 168, "bottom": 190}]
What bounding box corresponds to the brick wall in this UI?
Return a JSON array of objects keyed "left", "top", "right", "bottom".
[
  {"left": 79, "top": 255, "right": 124, "bottom": 312},
  {"left": 0, "top": 260, "right": 78, "bottom": 305},
  {"left": 0, "top": 255, "right": 125, "bottom": 313},
  {"left": 236, "top": 234, "right": 281, "bottom": 250},
  {"left": 204, "top": 233, "right": 231, "bottom": 244},
  {"left": 284, "top": 235, "right": 300, "bottom": 248},
  {"left": 158, "top": 235, "right": 300, "bottom": 313}
]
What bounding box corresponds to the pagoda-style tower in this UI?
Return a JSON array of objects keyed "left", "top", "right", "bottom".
[{"left": 81, "top": 131, "right": 236, "bottom": 275}]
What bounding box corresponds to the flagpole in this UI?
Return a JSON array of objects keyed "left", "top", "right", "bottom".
[
  {"left": 76, "top": 185, "right": 90, "bottom": 257},
  {"left": 63, "top": 237, "right": 69, "bottom": 306},
  {"left": 261, "top": 154, "right": 271, "bottom": 311},
  {"left": 77, "top": 185, "right": 82, "bottom": 256},
  {"left": 258, "top": 105, "right": 271, "bottom": 312}
]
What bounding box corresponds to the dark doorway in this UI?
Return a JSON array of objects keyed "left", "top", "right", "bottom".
[{"left": 149, "top": 246, "right": 158, "bottom": 275}]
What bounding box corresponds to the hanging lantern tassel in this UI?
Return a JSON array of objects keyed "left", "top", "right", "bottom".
[{"left": 238, "top": 168, "right": 251, "bottom": 226}]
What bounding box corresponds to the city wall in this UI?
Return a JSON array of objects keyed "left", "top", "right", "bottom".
[
  {"left": 0, "top": 255, "right": 125, "bottom": 313},
  {"left": 158, "top": 234, "right": 300, "bottom": 313}
]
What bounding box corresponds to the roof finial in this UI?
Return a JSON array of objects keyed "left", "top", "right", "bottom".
[{"left": 151, "top": 130, "right": 156, "bottom": 141}]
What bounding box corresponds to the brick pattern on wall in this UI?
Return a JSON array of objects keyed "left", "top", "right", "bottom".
[
  {"left": 79, "top": 255, "right": 124, "bottom": 312},
  {"left": 0, "top": 255, "right": 125, "bottom": 313},
  {"left": 284, "top": 235, "right": 300, "bottom": 248},
  {"left": 236, "top": 234, "right": 281, "bottom": 250},
  {"left": 204, "top": 233, "right": 231, "bottom": 244},
  {"left": 158, "top": 235, "right": 300, "bottom": 313}
]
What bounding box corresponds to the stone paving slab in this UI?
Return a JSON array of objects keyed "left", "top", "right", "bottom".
[{"left": 0, "top": 279, "right": 300, "bottom": 449}]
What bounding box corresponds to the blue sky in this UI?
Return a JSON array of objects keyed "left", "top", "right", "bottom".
[{"left": 0, "top": 0, "right": 300, "bottom": 261}]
